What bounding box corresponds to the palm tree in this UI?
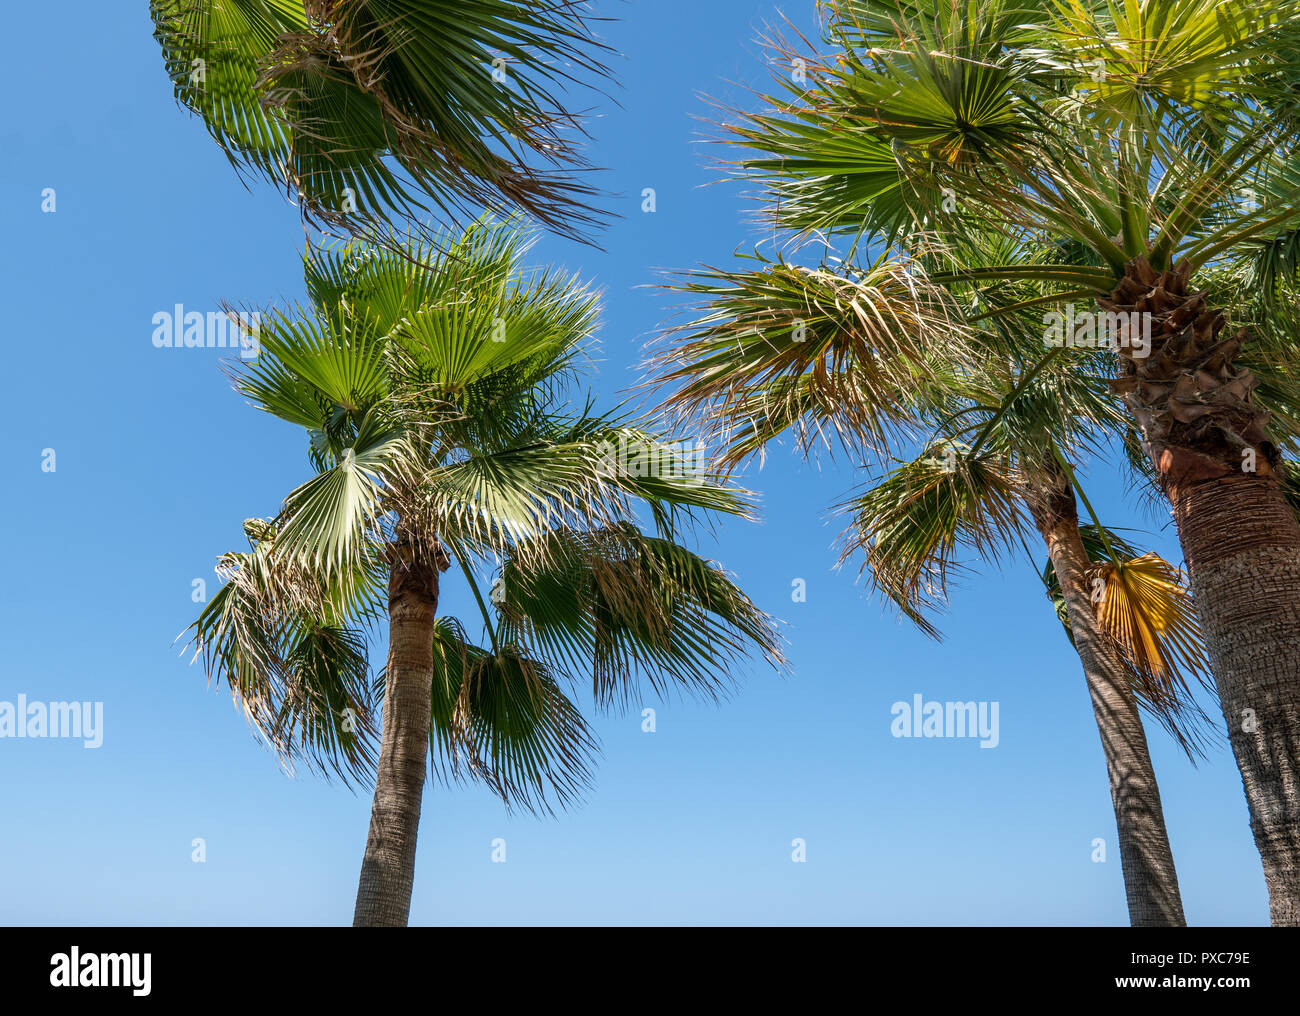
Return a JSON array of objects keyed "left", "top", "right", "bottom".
[
  {"left": 150, "top": 0, "right": 610, "bottom": 240},
  {"left": 187, "top": 218, "right": 784, "bottom": 926},
  {"left": 648, "top": 251, "right": 1217, "bottom": 925},
  {"left": 707, "top": 0, "right": 1300, "bottom": 924}
]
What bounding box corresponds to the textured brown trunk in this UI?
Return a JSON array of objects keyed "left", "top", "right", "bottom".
[
  {"left": 1027, "top": 468, "right": 1186, "bottom": 926},
  {"left": 1106, "top": 257, "right": 1300, "bottom": 925},
  {"left": 352, "top": 544, "right": 443, "bottom": 927}
]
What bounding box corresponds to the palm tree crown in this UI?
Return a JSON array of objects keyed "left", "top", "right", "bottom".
[{"left": 189, "top": 218, "right": 784, "bottom": 811}]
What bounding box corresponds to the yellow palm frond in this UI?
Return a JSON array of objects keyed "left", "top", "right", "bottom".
[{"left": 1093, "top": 552, "right": 1209, "bottom": 704}]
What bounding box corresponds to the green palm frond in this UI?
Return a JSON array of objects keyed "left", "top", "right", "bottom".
[
  {"left": 186, "top": 518, "right": 382, "bottom": 784},
  {"left": 494, "top": 524, "right": 786, "bottom": 711},
  {"left": 272, "top": 409, "right": 416, "bottom": 574},
  {"left": 1220, "top": 156, "right": 1300, "bottom": 298},
  {"left": 652, "top": 252, "right": 973, "bottom": 468},
  {"left": 838, "top": 450, "right": 1028, "bottom": 639},
  {"left": 151, "top": 0, "right": 613, "bottom": 240},
  {"left": 424, "top": 617, "right": 599, "bottom": 815},
  {"left": 743, "top": 0, "right": 1300, "bottom": 284},
  {"left": 234, "top": 306, "right": 391, "bottom": 436},
  {"left": 733, "top": 1, "right": 1045, "bottom": 245},
  {"left": 1040, "top": 0, "right": 1300, "bottom": 118},
  {"left": 420, "top": 432, "right": 632, "bottom": 562}
]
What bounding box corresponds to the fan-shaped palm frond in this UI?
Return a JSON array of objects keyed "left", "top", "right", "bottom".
[
  {"left": 151, "top": 0, "right": 613, "bottom": 240},
  {"left": 837, "top": 449, "right": 1027, "bottom": 638},
  {"left": 423, "top": 617, "right": 598, "bottom": 814},
  {"left": 1039, "top": 525, "right": 1220, "bottom": 759},
  {"left": 493, "top": 523, "right": 785, "bottom": 712},
  {"left": 188, "top": 518, "right": 383, "bottom": 783},
  {"left": 651, "top": 251, "right": 974, "bottom": 467}
]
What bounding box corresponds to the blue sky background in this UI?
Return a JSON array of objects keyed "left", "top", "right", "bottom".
[{"left": 0, "top": 1, "right": 1269, "bottom": 925}]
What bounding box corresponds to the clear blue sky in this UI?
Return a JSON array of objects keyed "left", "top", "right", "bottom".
[{"left": 0, "top": 1, "right": 1268, "bottom": 925}]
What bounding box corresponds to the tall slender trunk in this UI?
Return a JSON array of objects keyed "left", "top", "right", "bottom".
[
  {"left": 1106, "top": 257, "right": 1300, "bottom": 925},
  {"left": 352, "top": 547, "right": 442, "bottom": 927},
  {"left": 1028, "top": 469, "right": 1186, "bottom": 926}
]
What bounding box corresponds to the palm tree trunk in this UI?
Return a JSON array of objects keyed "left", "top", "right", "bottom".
[
  {"left": 1106, "top": 257, "right": 1300, "bottom": 925},
  {"left": 1028, "top": 469, "right": 1186, "bottom": 926},
  {"left": 352, "top": 550, "right": 441, "bottom": 927},
  {"left": 1167, "top": 477, "right": 1300, "bottom": 925}
]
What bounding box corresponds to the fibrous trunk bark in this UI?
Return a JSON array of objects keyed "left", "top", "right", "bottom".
[
  {"left": 1105, "top": 257, "right": 1300, "bottom": 925},
  {"left": 352, "top": 543, "right": 444, "bottom": 927},
  {"left": 1028, "top": 468, "right": 1186, "bottom": 927}
]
